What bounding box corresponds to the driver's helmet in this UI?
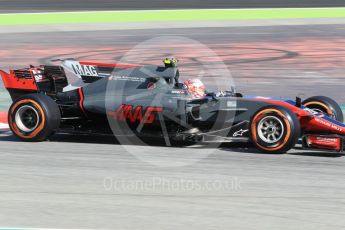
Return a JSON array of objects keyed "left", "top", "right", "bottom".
[{"left": 183, "top": 79, "right": 206, "bottom": 98}]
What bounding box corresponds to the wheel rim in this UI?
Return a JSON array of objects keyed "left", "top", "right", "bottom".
[
  {"left": 15, "top": 105, "right": 40, "bottom": 133},
  {"left": 257, "top": 116, "right": 284, "bottom": 144}
]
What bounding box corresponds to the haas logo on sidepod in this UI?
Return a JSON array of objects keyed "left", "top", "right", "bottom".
[
  {"left": 108, "top": 104, "right": 163, "bottom": 124},
  {"left": 71, "top": 63, "right": 99, "bottom": 77}
]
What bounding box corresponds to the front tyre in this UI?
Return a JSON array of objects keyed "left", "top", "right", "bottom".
[
  {"left": 8, "top": 94, "right": 61, "bottom": 141},
  {"left": 250, "top": 105, "right": 300, "bottom": 154},
  {"left": 302, "top": 96, "right": 343, "bottom": 123}
]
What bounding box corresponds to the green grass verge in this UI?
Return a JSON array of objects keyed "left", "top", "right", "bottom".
[{"left": 0, "top": 8, "right": 345, "bottom": 25}]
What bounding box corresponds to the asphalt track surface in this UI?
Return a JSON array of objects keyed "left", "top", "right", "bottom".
[
  {"left": 0, "top": 0, "right": 345, "bottom": 12},
  {"left": 1, "top": 24, "right": 345, "bottom": 228}
]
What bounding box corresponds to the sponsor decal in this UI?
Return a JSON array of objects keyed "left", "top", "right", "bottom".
[
  {"left": 71, "top": 62, "right": 99, "bottom": 77},
  {"left": 314, "top": 136, "right": 338, "bottom": 143},
  {"left": 170, "top": 90, "right": 185, "bottom": 94},
  {"left": 227, "top": 101, "right": 236, "bottom": 107},
  {"left": 109, "top": 75, "right": 146, "bottom": 82},
  {"left": 108, "top": 104, "right": 163, "bottom": 124},
  {"left": 233, "top": 129, "right": 248, "bottom": 137},
  {"left": 314, "top": 117, "right": 343, "bottom": 132}
]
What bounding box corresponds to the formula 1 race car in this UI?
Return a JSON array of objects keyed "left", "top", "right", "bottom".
[{"left": 1, "top": 58, "right": 345, "bottom": 154}]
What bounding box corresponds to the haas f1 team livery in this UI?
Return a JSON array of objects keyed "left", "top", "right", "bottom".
[{"left": 1, "top": 58, "right": 345, "bottom": 154}]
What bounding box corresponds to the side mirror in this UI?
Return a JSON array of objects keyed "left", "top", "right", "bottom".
[{"left": 296, "top": 97, "right": 302, "bottom": 107}]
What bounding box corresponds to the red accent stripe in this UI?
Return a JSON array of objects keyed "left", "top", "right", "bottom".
[
  {"left": 0, "top": 112, "right": 7, "bottom": 124},
  {"left": 79, "top": 61, "right": 141, "bottom": 69},
  {"left": 249, "top": 98, "right": 310, "bottom": 117},
  {"left": 78, "top": 87, "right": 86, "bottom": 115}
]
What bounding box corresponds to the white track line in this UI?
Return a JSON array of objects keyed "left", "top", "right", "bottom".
[
  {"left": 0, "top": 7, "right": 344, "bottom": 16},
  {"left": 0, "top": 123, "right": 9, "bottom": 130},
  {"left": 0, "top": 228, "right": 85, "bottom": 230}
]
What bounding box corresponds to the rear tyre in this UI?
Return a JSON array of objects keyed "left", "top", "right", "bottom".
[
  {"left": 303, "top": 96, "right": 343, "bottom": 123},
  {"left": 250, "top": 105, "right": 300, "bottom": 154},
  {"left": 8, "top": 94, "right": 61, "bottom": 141}
]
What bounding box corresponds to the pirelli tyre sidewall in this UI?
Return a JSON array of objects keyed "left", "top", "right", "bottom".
[
  {"left": 250, "top": 105, "right": 300, "bottom": 154},
  {"left": 8, "top": 94, "right": 61, "bottom": 141},
  {"left": 302, "top": 96, "right": 343, "bottom": 123}
]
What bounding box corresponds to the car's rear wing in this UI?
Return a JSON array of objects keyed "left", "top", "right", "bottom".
[
  {"left": 0, "top": 69, "right": 38, "bottom": 100},
  {"left": 0, "top": 69, "right": 37, "bottom": 90}
]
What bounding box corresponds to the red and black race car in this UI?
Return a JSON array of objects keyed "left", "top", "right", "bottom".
[{"left": 0, "top": 58, "right": 344, "bottom": 154}]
